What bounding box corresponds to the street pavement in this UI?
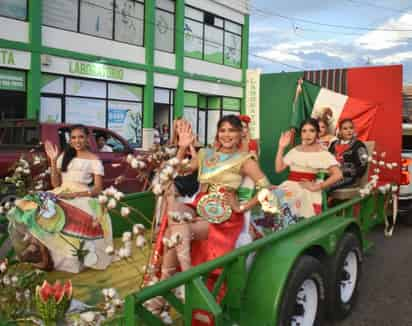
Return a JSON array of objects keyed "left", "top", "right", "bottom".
[{"left": 327, "top": 223, "right": 412, "bottom": 326}]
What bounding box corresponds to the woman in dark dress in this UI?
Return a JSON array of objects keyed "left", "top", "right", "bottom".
[{"left": 329, "top": 119, "right": 368, "bottom": 191}]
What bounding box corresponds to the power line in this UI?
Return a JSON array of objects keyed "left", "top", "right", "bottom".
[
  {"left": 250, "top": 53, "right": 305, "bottom": 70},
  {"left": 346, "top": 0, "right": 408, "bottom": 13},
  {"left": 249, "top": 3, "right": 412, "bottom": 32},
  {"left": 294, "top": 26, "right": 366, "bottom": 37}
]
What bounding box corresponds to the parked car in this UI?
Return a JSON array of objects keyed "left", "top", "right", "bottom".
[
  {"left": 399, "top": 123, "right": 412, "bottom": 224},
  {"left": 0, "top": 120, "right": 148, "bottom": 204}
]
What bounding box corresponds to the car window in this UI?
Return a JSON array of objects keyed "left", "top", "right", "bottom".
[
  {"left": 0, "top": 126, "right": 40, "bottom": 147},
  {"left": 93, "top": 129, "right": 126, "bottom": 153}
]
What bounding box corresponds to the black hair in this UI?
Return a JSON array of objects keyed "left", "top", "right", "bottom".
[
  {"left": 339, "top": 118, "right": 354, "bottom": 129},
  {"left": 61, "top": 124, "right": 89, "bottom": 172},
  {"left": 217, "top": 114, "right": 243, "bottom": 131},
  {"left": 299, "top": 118, "right": 320, "bottom": 136},
  {"left": 95, "top": 132, "right": 108, "bottom": 141}
]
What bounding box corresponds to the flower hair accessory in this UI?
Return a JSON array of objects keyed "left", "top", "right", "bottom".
[{"left": 239, "top": 115, "right": 251, "bottom": 124}]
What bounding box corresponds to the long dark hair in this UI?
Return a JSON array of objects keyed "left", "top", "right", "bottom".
[
  {"left": 299, "top": 118, "right": 320, "bottom": 137},
  {"left": 61, "top": 124, "right": 89, "bottom": 172}
]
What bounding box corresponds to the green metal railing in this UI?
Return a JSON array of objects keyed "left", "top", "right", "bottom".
[{"left": 123, "top": 194, "right": 383, "bottom": 325}]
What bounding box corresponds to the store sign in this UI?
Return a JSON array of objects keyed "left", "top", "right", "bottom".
[
  {"left": 245, "top": 69, "right": 261, "bottom": 139},
  {"left": 69, "top": 61, "right": 124, "bottom": 81},
  {"left": 0, "top": 48, "right": 30, "bottom": 70},
  {"left": 0, "top": 68, "right": 25, "bottom": 91}
]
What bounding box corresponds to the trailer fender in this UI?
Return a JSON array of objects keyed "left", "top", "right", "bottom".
[{"left": 240, "top": 217, "right": 360, "bottom": 326}]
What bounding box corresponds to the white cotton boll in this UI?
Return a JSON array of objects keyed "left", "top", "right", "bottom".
[
  {"left": 385, "top": 184, "right": 392, "bottom": 191},
  {"left": 386, "top": 163, "right": 393, "bottom": 169},
  {"left": 137, "top": 161, "right": 146, "bottom": 169},
  {"left": 107, "top": 198, "right": 117, "bottom": 209},
  {"left": 131, "top": 159, "right": 139, "bottom": 169},
  {"left": 372, "top": 160, "right": 377, "bottom": 165},
  {"left": 105, "top": 246, "right": 114, "bottom": 255},
  {"left": 0, "top": 262, "right": 7, "bottom": 273},
  {"left": 367, "top": 156, "right": 373, "bottom": 162},
  {"left": 118, "top": 248, "right": 126, "bottom": 258},
  {"left": 364, "top": 188, "right": 371, "bottom": 195},
  {"left": 168, "top": 157, "right": 180, "bottom": 166},
  {"left": 163, "top": 165, "right": 174, "bottom": 176},
  {"left": 392, "top": 162, "right": 398, "bottom": 168},
  {"left": 126, "top": 154, "right": 134, "bottom": 164},
  {"left": 381, "top": 152, "right": 387, "bottom": 158},
  {"left": 123, "top": 247, "right": 132, "bottom": 257},
  {"left": 153, "top": 184, "right": 163, "bottom": 196},
  {"left": 371, "top": 174, "right": 379, "bottom": 181},
  {"left": 11, "top": 275, "right": 18, "bottom": 286},
  {"left": 136, "top": 235, "right": 146, "bottom": 248},
  {"left": 3, "top": 276, "right": 10, "bottom": 285},
  {"left": 374, "top": 168, "right": 380, "bottom": 174},
  {"left": 80, "top": 311, "right": 96, "bottom": 323},
  {"left": 373, "top": 151, "right": 377, "bottom": 156},
  {"left": 120, "top": 207, "right": 130, "bottom": 217},
  {"left": 122, "top": 232, "right": 132, "bottom": 242},
  {"left": 169, "top": 211, "right": 181, "bottom": 223},
  {"left": 161, "top": 311, "right": 173, "bottom": 325},
  {"left": 24, "top": 289, "right": 30, "bottom": 299},
  {"left": 162, "top": 237, "right": 171, "bottom": 248},
  {"left": 159, "top": 172, "right": 170, "bottom": 183},
  {"left": 379, "top": 161, "right": 385, "bottom": 166},
  {"left": 124, "top": 241, "right": 132, "bottom": 251},
  {"left": 16, "top": 167, "right": 23, "bottom": 173},
  {"left": 4, "top": 202, "right": 11, "bottom": 210},
  {"left": 257, "top": 188, "right": 271, "bottom": 203},
  {"left": 107, "top": 307, "right": 116, "bottom": 318},
  {"left": 102, "top": 288, "right": 110, "bottom": 298},
  {"left": 392, "top": 185, "right": 399, "bottom": 192},
  {"left": 98, "top": 195, "right": 108, "bottom": 204},
  {"left": 114, "top": 191, "right": 125, "bottom": 201},
  {"left": 378, "top": 186, "right": 386, "bottom": 194},
  {"left": 132, "top": 224, "right": 145, "bottom": 235},
  {"left": 113, "top": 298, "right": 124, "bottom": 307}
]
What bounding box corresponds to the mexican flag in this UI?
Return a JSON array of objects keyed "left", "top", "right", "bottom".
[{"left": 291, "top": 80, "right": 379, "bottom": 140}]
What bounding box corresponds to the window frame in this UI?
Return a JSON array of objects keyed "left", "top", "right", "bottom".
[
  {"left": 184, "top": 5, "right": 243, "bottom": 68},
  {"left": 40, "top": 74, "right": 144, "bottom": 147},
  {"left": 155, "top": 0, "right": 176, "bottom": 53},
  {"left": 0, "top": 0, "right": 28, "bottom": 21},
  {"left": 42, "top": 0, "right": 145, "bottom": 47}
]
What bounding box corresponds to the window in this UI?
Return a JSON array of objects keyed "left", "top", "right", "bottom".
[
  {"left": 93, "top": 129, "right": 126, "bottom": 152},
  {"left": 0, "top": 0, "right": 27, "bottom": 20},
  {"left": 184, "top": 5, "right": 242, "bottom": 67},
  {"left": 42, "top": 0, "right": 145, "bottom": 46},
  {"left": 154, "top": 88, "right": 174, "bottom": 145},
  {"left": 40, "top": 75, "right": 144, "bottom": 147},
  {"left": 155, "top": 0, "right": 175, "bottom": 52},
  {"left": 184, "top": 93, "right": 241, "bottom": 146},
  {"left": 0, "top": 68, "right": 26, "bottom": 120}
]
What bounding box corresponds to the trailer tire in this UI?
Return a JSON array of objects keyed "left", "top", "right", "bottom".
[
  {"left": 327, "top": 232, "right": 362, "bottom": 321},
  {"left": 278, "top": 255, "right": 326, "bottom": 326}
]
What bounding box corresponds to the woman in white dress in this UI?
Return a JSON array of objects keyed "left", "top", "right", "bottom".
[
  {"left": 8, "top": 125, "right": 113, "bottom": 273},
  {"left": 275, "top": 118, "right": 343, "bottom": 218}
]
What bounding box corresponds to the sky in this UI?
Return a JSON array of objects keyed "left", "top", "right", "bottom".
[{"left": 248, "top": 0, "right": 412, "bottom": 84}]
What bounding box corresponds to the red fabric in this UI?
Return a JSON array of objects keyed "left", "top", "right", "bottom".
[
  {"left": 313, "top": 204, "right": 322, "bottom": 215},
  {"left": 239, "top": 114, "right": 251, "bottom": 124},
  {"left": 339, "top": 97, "right": 379, "bottom": 141},
  {"left": 288, "top": 171, "right": 316, "bottom": 182},
  {"left": 248, "top": 139, "right": 258, "bottom": 152},
  {"left": 347, "top": 65, "right": 402, "bottom": 184},
  {"left": 334, "top": 143, "right": 350, "bottom": 164},
  {"left": 59, "top": 200, "right": 104, "bottom": 240},
  {"left": 189, "top": 192, "right": 244, "bottom": 270}
]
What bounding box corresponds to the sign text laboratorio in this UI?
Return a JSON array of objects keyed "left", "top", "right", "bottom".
[{"left": 69, "top": 61, "right": 124, "bottom": 81}]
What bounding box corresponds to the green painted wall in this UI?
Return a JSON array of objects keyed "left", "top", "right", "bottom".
[
  {"left": 259, "top": 72, "right": 303, "bottom": 184},
  {"left": 0, "top": 1, "right": 248, "bottom": 128}
]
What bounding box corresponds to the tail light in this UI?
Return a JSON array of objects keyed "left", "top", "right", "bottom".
[{"left": 401, "top": 158, "right": 412, "bottom": 185}]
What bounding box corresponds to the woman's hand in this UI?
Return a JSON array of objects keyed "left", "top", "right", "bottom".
[
  {"left": 45, "top": 141, "right": 59, "bottom": 162},
  {"left": 278, "top": 131, "right": 292, "bottom": 149},
  {"left": 223, "top": 192, "right": 242, "bottom": 213},
  {"left": 300, "top": 181, "right": 322, "bottom": 192},
  {"left": 177, "top": 122, "right": 194, "bottom": 148}
]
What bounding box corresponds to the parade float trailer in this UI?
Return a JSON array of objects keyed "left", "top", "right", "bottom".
[
  {"left": 112, "top": 65, "right": 403, "bottom": 325},
  {"left": 0, "top": 65, "right": 402, "bottom": 325}
]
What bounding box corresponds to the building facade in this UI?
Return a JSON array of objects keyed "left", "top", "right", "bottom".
[{"left": 0, "top": 0, "right": 249, "bottom": 148}]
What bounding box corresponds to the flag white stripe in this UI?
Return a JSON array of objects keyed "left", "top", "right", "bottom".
[{"left": 311, "top": 87, "right": 348, "bottom": 133}]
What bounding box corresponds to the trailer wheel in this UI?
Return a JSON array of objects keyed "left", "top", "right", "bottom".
[
  {"left": 327, "top": 232, "right": 362, "bottom": 320},
  {"left": 278, "top": 255, "right": 326, "bottom": 326}
]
